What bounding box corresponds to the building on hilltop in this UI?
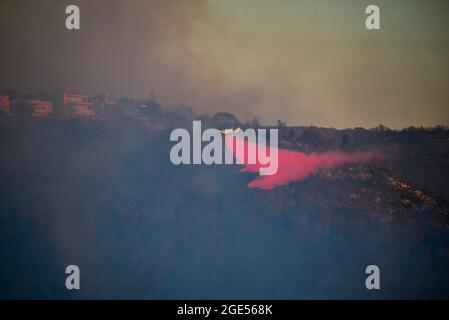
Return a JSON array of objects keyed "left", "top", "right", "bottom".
[
  {"left": 0, "top": 95, "right": 10, "bottom": 114},
  {"left": 89, "top": 93, "right": 115, "bottom": 114},
  {"left": 10, "top": 99, "right": 53, "bottom": 117},
  {"left": 63, "top": 93, "right": 95, "bottom": 116}
]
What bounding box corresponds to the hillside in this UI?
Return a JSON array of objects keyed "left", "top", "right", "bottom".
[{"left": 1, "top": 115, "right": 449, "bottom": 299}]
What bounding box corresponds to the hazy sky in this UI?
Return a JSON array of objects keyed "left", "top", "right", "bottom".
[{"left": 1, "top": 0, "right": 448, "bottom": 128}]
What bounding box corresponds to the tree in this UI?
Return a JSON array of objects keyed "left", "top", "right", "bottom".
[
  {"left": 277, "top": 119, "right": 286, "bottom": 128},
  {"left": 251, "top": 117, "right": 260, "bottom": 128}
]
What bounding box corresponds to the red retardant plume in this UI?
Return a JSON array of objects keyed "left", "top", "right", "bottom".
[{"left": 225, "top": 135, "right": 383, "bottom": 190}]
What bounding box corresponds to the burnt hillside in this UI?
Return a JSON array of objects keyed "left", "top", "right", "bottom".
[{"left": 0, "top": 115, "right": 449, "bottom": 299}]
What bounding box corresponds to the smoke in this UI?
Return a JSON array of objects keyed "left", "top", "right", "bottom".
[
  {"left": 0, "top": 0, "right": 264, "bottom": 119},
  {"left": 0, "top": 0, "right": 216, "bottom": 101},
  {"left": 226, "top": 135, "right": 383, "bottom": 190}
]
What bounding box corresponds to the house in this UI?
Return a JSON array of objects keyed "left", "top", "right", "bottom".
[
  {"left": 29, "top": 100, "right": 53, "bottom": 116},
  {"left": 89, "top": 93, "right": 115, "bottom": 114},
  {"left": 0, "top": 95, "right": 10, "bottom": 114},
  {"left": 10, "top": 99, "right": 53, "bottom": 116},
  {"left": 62, "top": 93, "right": 95, "bottom": 116}
]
